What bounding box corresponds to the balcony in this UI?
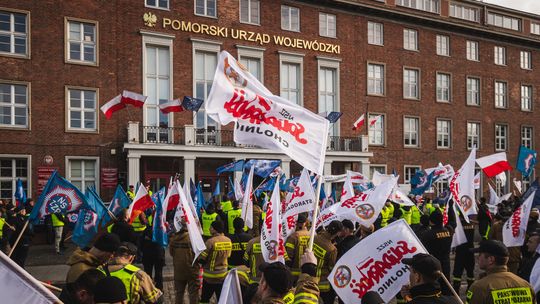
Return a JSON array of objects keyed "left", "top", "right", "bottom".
[{"left": 127, "top": 122, "right": 368, "bottom": 152}]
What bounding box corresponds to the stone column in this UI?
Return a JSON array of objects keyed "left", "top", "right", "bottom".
[
  {"left": 184, "top": 155, "right": 196, "bottom": 184},
  {"left": 128, "top": 155, "right": 141, "bottom": 187}
]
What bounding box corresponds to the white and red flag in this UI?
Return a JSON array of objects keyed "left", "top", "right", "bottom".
[
  {"left": 352, "top": 114, "right": 365, "bottom": 131},
  {"left": 121, "top": 90, "right": 147, "bottom": 108},
  {"left": 234, "top": 178, "right": 244, "bottom": 201},
  {"left": 205, "top": 51, "right": 329, "bottom": 175},
  {"left": 260, "top": 180, "right": 285, "bottom": 263},
  {"left": 451, "top": 202, "right": 467, "bottom": 248},
  {"left": 164, "top": 180, "right": 180, "bottom": 211},
  {"left": 449, "top": 148, "right": 477, "bottom": 222},
  {"left": 241, "top": 166, "right": 255, "bottom": 229},
  {"left": 283, "top": 168, "right": 316, "bottom": 218},
  {"left": 476, "top": 152, "right": 512, "bottom": 178},
  {"left": 127, "top": 184, "right": 154, "bottom": 223},
  {"left": 369, "top": 115, "right": 381, "bottom": 127},
  {"left": 100, "top": 95, "right": 125, "bottom": 119},
  {"left": 159, "top": 99, "right": 184, "bottom": 114},
  {"left": 503, "top": 189, "right": 536, "bottom": 247},
  {"left": 176, "top": 182, "right": 206, "bottom": 263}
]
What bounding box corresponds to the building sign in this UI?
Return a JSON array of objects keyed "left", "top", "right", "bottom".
[
  {"left": 37, "top": 167, "right": 58, "bottom": 196},
  {"left": 143, "top": 13, "right": 341, "bottom": 54},
  {"left": 101, "top": 168, "right": 118, "bottom": 188}
]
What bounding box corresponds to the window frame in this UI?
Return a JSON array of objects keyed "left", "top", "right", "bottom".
[
  {"left": 466, "top": 121, "right": 481, "bottom": 150},
  {"left": 239, "top": 0, "right": 260, "bottom": 26},
  {"left": 521, "top": 84, "right": 533, "bottom": 112},
  {"left": 449, "top": 2, "right": 480, "bottom": 23},
  {"left": 486, "top": 11, "right": 522, "bottom": 31},
  {"left": 494, "top": 123, "right": 508, "bottom": 152},
  {"left": 318, "top": 56, "right": 341, "bottom": 136},
  {"left": 403, "top": 67, "right": 420, "bottom": 100},
  {"left": 367, "top": 61, "right": 386, "bottom": 96},
  {"left": 0, "top": 8, "right": 30, "bottom": 58},
  {"left": 521, "top": 125, "right": 534, "bottom": 149},
  {"left": 0, "top": 154, "right": 31, "bottom": 201},
  {"left": 404, "top": 165, "right": 422, "bottom": 184},
  {"left": 237, "top": 45, "right": 265, "bottom": 83},
  {"left": 0, "top": 79, "right": 30, "bottom": 129},
  {"left": 369, "top": 164, "right": 387, "bottom": 180},
  {"left": 64, "top": 17, "right": 98, "bottom": 66},
  {"left": 532, "top": 22, "right": 540, "bottom": 35},
  {"left": 194, "top": 0, "right": 217, "bottom": 18},
  {"left": 281, "top": 5, "right": 300, "bottom": 32},
  {"left": 403, "top": 116, "right": 420, "bottom": 148},
  {"left": 145, "top": 0, "right": 170, "bottom": 10},
  {"left": 65, "top": 85, "right": 99, "bottom": 133},
  {"left": 436, "top": 34, "right": 449, "bottom": 56},
  {"left": 396, "top": 0, "right": 440, "bottom": 14},
  {"left": 466, "top": 76, "right": 481, "bottom": 106},
  {"left": 494, "top": 46, "right": 506, "bottom": 66},
  {"left": 494, "top": 80, "right": 508, "bottom": 109},
  {"left": 436, "top": 118, "right": 452, "bottom": 149},
  {"left": 319, "top": 12, "right": 336, "bottom": 38},
  {"left": 466, "top": 40, "right": 479, "bottom": 61},
  {"left": 367, "top": 21, "right": 384, "bottom": 46},
  {"left": 65, "top": 156, "right": 100, "bottom": 193},
  {"left": 279, "top": 51, "right": 304, "bottom": 106},
  {"left": 436, "top": 72, "right": 451, "bottom": 103},
  {"left": 368, "top": 112, "right": 385, "bottom": 146},
  {"left": 403, "top": 28, "right": 418, "bottom": 51},
  {"left": 520, "top": 50, "right": 532, "bottom": 70}
]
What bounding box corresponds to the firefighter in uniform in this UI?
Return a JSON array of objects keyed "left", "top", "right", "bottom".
[
  {"left": 489, "top": 209, "right": 522, "bottom": 274},
  {"left": 169, "top": 222, "right": 201, "bottom": 304},
  {"left": 251, "top": 202, "right": 264, "bottom": 237},
  {"left": 228, "top": 217, "right": 251, "bottom": 268},
  {"left": 285, "top": 213, "right": 310, "bottom": 280},
  {"left": 467, "top": 240, "right": 536, "bottom": 304},
  {"left": 198, "top": 220, "right": 232, "bottom": 304},
  {"left": 220, "top": 194, "right": 234, "bottom": 214},
  {"left": 244, "top": 235, "right": 264, "bottom": 283},
  {"left": 452, "top": 212, "right": 476, "bottom": 294},
  {"left": 226, "top": 200, "right": 244, "bottom": 235},
  {"left": 98, "top": 242, "right": 162, "bottom": 304},
  {"left": 126, "top": 185, "right": 135, "bottom": 200},
  {"left": 201, "top": 204, "right": 220, "bottom": 240},
  {"left": 380, "top": 201, "right": 394, "bottom": 228},
  {"left": 411, "top": 204, "right": 422, "bottom": 231},
  {"left": 313, "top": 220, "right": 340, "bottom": 304}
]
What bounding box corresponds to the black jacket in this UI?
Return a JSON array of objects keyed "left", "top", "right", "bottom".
[
  {"left": 408, "top": 283, "right": 460, "bottom": 304},
  {"left": 336, "top": 235, "right": 360, "bottom": 259}
]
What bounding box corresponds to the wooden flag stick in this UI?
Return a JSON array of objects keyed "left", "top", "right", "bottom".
[
  {"left": 437, "top": 271, "right": 464, "bottom": 304},
  {"left": 307, "top": 175, "right": 323, "bottom": 251},
  {"left": 8, "top": 219, "right": 29, "bottom": 257},
  {"left": 40, "top": 281, "right": 62, "bottom": 293}
]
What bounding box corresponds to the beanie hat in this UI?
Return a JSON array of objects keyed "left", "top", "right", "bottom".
[
  {"left": 93, "top": 233, "right": 121, "bottom": 253},
  {"left": 93, "top": 276, "right": 127, "bottom": 303},
  {"left": 211, "top": 220, "right": 225, "bottom": 233}
]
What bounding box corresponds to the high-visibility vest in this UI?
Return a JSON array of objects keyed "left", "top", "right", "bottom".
[
  {"left": 380, "top": 207, "right": 390, "bottom": 227},
  {"left": 202, "top": 212, "right": 218, "bottom": 237},
  {"left": 227, "top": 208, "right": 247, "bottom": 234},
  {"left": 0, "top": 218, "right": 4, "bottom": 238},
  {"left": 411, "top": 205, "right": 421, "bottom": 225},
  {"left": 132, "top": 215, "right": 146, "bottom": 232},
  {"left": 400, "top": 207, "right": 412, "bottom": 224},
  {"left": 425, "top": 203, "right": 435, "bottom": 215},
  {"left": 126, "top": 190, "right": 135, "bottom": 200},
  {"left": 221, "top": 200, "right": 233, "bottom": 213},
  {"left": 107, "top": 223, "right": 114, "bottom": 233},
  {"left": 99, "top": 264, "right": 139, "bottom": 303},
  {"left": 51, "top": 214, "right": 65, "bottom": 227}
]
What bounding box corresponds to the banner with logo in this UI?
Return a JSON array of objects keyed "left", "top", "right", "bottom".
[
  {"left": 206, "top": 51, "right": 329, "bottom": 174},
  {"left": 503, "top": 188, "right": 536, "bottom": 247},
  {"left": 260, "top": 180, "right": 285, "bottom": 263},
  {"left": 176, "top": 183, "right": 206, "bottom": 263},
  {"left": 283, "top": 168, "right": 315, "bottom": 218},
  {"left": 329, "top": 220, "right": 428, "bottom": 303},
  {"left": 449, "top": 148, "right": 477, "bottom": 222}
]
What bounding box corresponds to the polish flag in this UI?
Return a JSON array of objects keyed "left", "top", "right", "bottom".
[
  {"left": 352, "top": 114, "right": 365, "bottom": 130},
  {"left": 369, "top": 115, "right": 381, "bottom": 127},
  {"left": 100, "top": 95, "right": 125, "bottom": 119},
  {"left": 121, "top": 90, "right": 147, "bottom": 108},
  {"left": 159, "top": 99, "right": 184, "bottom": 114},
  {"left": 476, "top": 152, "right": 512, "bottom": 178},
  {"left": 127, "top": 184, "right": 154, "bottom": 223}
]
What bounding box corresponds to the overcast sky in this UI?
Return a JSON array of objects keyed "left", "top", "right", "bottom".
[{"left": 483, "top": 0, "right": 540, "bottom": 14}]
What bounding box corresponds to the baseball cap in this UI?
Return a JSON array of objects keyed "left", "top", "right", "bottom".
[
  {"left": 402, "top": 253, "right": 442, "bottom": 279},
  {"left": 471, "top": 240, "right": 509, "bottom": 257},
  {"left": 211, "top": 220, "right": 225, "bottom": 233},
  {"left": 297, "top": 213, "right": 308, "bottom": 224},
  {"left": 259, "top": 262, "right": 292, "bottom": 295},
  {"left": 116, "top": 242, "right": 138, "bottom": 256}
]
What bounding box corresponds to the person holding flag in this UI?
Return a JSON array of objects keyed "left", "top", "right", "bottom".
[
  {"left": 314, "top": 220, "right": 341, "bottom": 304},
  {"left": 285, "top": 213, "right": 310, "bottom": 281}
]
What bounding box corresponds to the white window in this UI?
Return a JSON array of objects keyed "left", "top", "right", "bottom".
[
  {"left": 487, "top": 12, "right": 521, "bottom": 31},
  {"left": 240, "top": 0, "right": 260, "bottom": 25},
  {"left": 495, "top": 172, "right": 508, "bottom": 195},
  {"left": 436, "top": 35, "right": 449, "bottom": 56},
  {"left": 520, "top": 51, "right": 531, "bottom": 70},
  {"left": 369, "top": 114, "right": 384, "bottom": 145},
  {"left": 467, "top": 77, "right": 480, "bottom": 106},
  {"left": 403, "top": 68, "right": 419, "bottom": 99},
  {"left": 396, "top": 0, "right": 440, "bottom": 13},
  {"left": 404, "top": 166, "right": 421, "bottom": 184},
  {"left": 523, "top": 171, "right": 533, "bottom": 192},
  {"left": 494, "top": 46, "right": 506, "bottom": 65},
  {"left": 467, "top": 122, "right": 480, "bottom": 150},
  {"left": 522, "top": 126, "right": 533, "bottom": 149},
  {"left": 370, "top": 165, "right": 386, "bottom": 179},
  {"left": 238, "top": 46, "right": 264, "bottom": 82},
  {"left": 495, "top": 81, "right": 507, "bottom": 108},
  {"left": 0, "top": 10, "right": 28, "bottom": 56},
  {"left": 521, "top": 85, "right": 532, "bottom": 111},
  {"left": 436, "top": 73, "right": 451, "bottom": 102},
  {"left": 318, "top": 60, "right": 339, "bottom": 136},
  {"left": 0, "top": 157, "right": 29, "bottom": 200},
  {"left": 67, "top": 158, "right": 98, "bottom": 191},
  {"left": 145, "top": 0, "right": 169, "bottom": 9},
  {"left": 319, "top": 13, "right": 336, "bottom": 38},
  {"left": 367, "top": 63, "right": 384, "bottom": 95},
  {"left": 495, "top": 124, "right": 508, "bottom": 151},
  {"left": 434, "top": 180, "right": 449, "bottom": 194},
  {"left": 449, "top": 3, "right": 479, "bottom": 22},
  {"left": 281, "top": 6, "right": 300, "bottom": 32},
  {"left": 280, "top": 53, "right": 303, "bottom": 105},
  {"left": 466, "top": 40, "right": 478, "bottom": 61},
  {"left": 66, "top": 19, "right": 97, "bottom": 64},
  {"left": 195, "top": 0, "right": 217, "bottom": 17},
  {"left": 368, "top": 22, "right": 383, "bottom": 45},
  {"left": 67, "top": 88, "right": 97, "bottom": 131},
  {"left": 193, "top": 41, "right": 219, "bottom": 144},
  {"left": 532, "top": 23, "right": 540, "bottom": 35},
  {"left": 403, "top": 29, "right": 418, "bottom": 51},
  {"left": 404, "top": 117, "right": 419, "bottom": 147},
  {"left": 0, "top": 82, "right": 28, "bottom": 128},
  {"left": 437, "top": 119, "right": 451, "bottom": 149}
]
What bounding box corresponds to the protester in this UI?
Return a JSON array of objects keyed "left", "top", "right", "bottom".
[
  {"left": 9, "top": 206, "right": 32, "bottom": 268},
  {"left": 489, "top": 208, "right": 522, "bottom": 274},
  {"left": 127, "top": 185, "right": 135, "bottom": 200},
  {"left": 228, "top": 217, "right": 251, "bottom": 268},
  {"left": 60, "top": 268, "right": 106, "bottom": 304},
  {"left": 314, "top": 220, "right": 340, "bottom": 304},
  {"left": 244, "top": 234, "right": 263, "bottom": 283},
  {"left": 51, "top": 213, "right": 66, "bottom": 254},
  {"left": 109, "top": 209, "right": 137, "bottom": 243},
  {"left": 336, "top": 219, "right": 360, "bottom": 259},
  {"left": 518, "top": 230, "right": 540, "bottom": 281},
  {"left": 476, "top": 197, "right": 492, "bottom": 240},
  {"left": 141, "top": 214, "right": 165, "bottom": 290},
  {"left": 201, "top": 204, "right": 221, "bottom": 240},
  {"left": 169, "top": 221, "right": 201, "bottom": 304},
  {"left": 226, "top": 200, "right": 243, "bottom": 235},
  {"left": 452, "top": 211, "right": 476, "bottom": 293},
  {"left": 284, "top": 213, "right": 310, "bottom": 279},
  {"left": 93, "top": 276, "right": 129, "bottom": 304}
]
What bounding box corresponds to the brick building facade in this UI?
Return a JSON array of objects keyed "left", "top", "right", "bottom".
[{"left": 0, "top": 0, "right": 538, "bottom": 200}]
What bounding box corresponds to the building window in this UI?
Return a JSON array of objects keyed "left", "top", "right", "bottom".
[
  {"left": 520, "top": 51, "right": 531, "bottom": 70},
  {"left": 404, "top": 117, "right": 419, "bottom": 147},
  {"left": 449, "top": 3, "right": 479, "bottom": 22},
  {"left": 281, "top": 5, "right": 300, "bottom": 32},
  {"left": 521, "top": 85, "right": 532, "bottom": 111},
  {"left": 494, "top": 46, "right": 506, "bottom": 65},
  {"left": 495, "top": 124, "right": 508, "bottom": 151},
  {"left": 370, "top": 165, "right": 386, "bottom": 179},
  {"left": 532, "top": 23, "right": 540, "bottom": 35},
  {"left": 403, "top": 29, "right": 418, "bottom": 51},
  {"left": 368, "top": 21, "right": 383, "bottom": 45},
  {"left": 467, "top": 77, "right": 480, "bottom": 106},
  {"left": 467, "top": 122, "right": 480, "bottom": 150},
  {"left": 319, "top": 13, "right": 336, "bottom": 38},
  {"left": 195, "top": 0, "right": 217, "bottom": 17},
  {"left": 0, "top": 157, "right": 28, "bottom": 200},
  {"left": 437, "top": 119, "right": 451, "bottom": 149},
  {"left": 487, "top": 12, "right": 521, "bottom": 31},
  {"left": 367, "top": 63, "right": 384, "bottom": 95},
  {"left": 436, "top": 73, "right": 451, "bottom": 102},
  {"left": 404, "top": 166, "right": 421, "bottom": 184},
  {"left": 0, "top": 82, "right": 28, "bottom": 128},
  {"left": 368, "top": 114, "right": 384, "bottom": 145},
  {"left": 436, "top": 35, "right": 449, "bottom": 56},
  {"left": 403, "top": 68, "right": 419, "bottom": 99},
  {"left": 396, "top": 0, "right": 440, "bottom": 13},
  {"left": 240, "top": 0, "right": 260, "bottom": 25},
  {"left": 466, "top": 41, "right": 478, "bottom": 61},
  {"left": 495, "top": 172, "right": 507, "bottom": 195},
  {"left": 67, "top": 88, "right": 97, "bottom": 131},
  {"left": 145, "top": 0, "right": 169, "bottom": 9},
  {"left": 66, "top": 19, "right": 97, "bottom": 64},
  {"left": 522, "top": 126, "right": 533, "bottom": 149},
  {"left": 434, "top": 180, "right": 449, "bottom": 194},
  {"left": 318, "top": 59, "right": 339, "bottom": 136},
  {"left": 0, "top": 10, "right": 28, "bottom": 56},
  {"left": 280, "top": 53, "right": 303, "bottom": 105},
  {"left": 67, "top": 158, "right": 98, "bottom": 191},
  {"left": 494, "top": 81, "right": 507, "bottom": 108},
  {"left": 238, "top": 46, "right": 264, "bottom": 82},
  {"left": 523, "top": 171, "right": 533, "bottom": 192}
]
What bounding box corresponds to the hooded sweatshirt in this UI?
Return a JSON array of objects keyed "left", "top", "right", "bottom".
[{"left": 65, "top": 248, "right": 102, "bottom": 283}]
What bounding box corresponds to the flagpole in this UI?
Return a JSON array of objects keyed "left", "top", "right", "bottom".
[
  {"left": 8, "top": 219, "right": 29, "bottom": 257},
  {"left": 307, "top": 175, "right": 323, "bottom": 251},
  {"left": 437, "top": 271, "right": 464, "bottom": 304}
]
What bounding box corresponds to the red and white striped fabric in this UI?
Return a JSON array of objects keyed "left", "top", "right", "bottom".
[
  {"left": 476, "top": 152, "right": 512, "bottom": 178},
  {"left": 127, "top": 185, "right": 154, "bottom": 223},
  {"left": 121, "top": 90, "right": 147, "bottom": 108},
  {"left": 159, "top": 99, "right": 184, "bottom": 114},
  {"left": 369, "top": 115, "right": 381, "bottom": 127},
  {"left": 352, "top": 114, "right": 365, "bottom": 130},
  {"left": 100, "top": 95, "right": 125, "bottom": 119}
]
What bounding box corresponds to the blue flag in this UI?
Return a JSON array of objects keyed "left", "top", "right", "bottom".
[
  {"left": 152, "top": 190, "right": 168, "bottom": 247},
  {"left": 326, "top": 111, "right": 343, "bottom": 124},
  {"left": 195, "top": 182, "right": 205, "bottom": 217},
  {"left": 182, "top": 96, "right": 204, "bottom": 111},
  {"left": 516, "top": 145, "right": 537, "bottom": 178},
  {"left": 213, "top": 180, "right": 221, "bottom": 197},
  {"left": 522, "top": 180, "right": 540, "bottom": 208},
  {"left": 29, "top": 171, "right": 88, "bottom": 224},
  {"left": 217, "top": 160, "right": 245, "bottom": 175},
  {"left": 72, "top": 188, "right": 107, "bottom": 248},
  {"left": 255, "top": 177, "right": 277, "bottom": 198},
  {"left": 410, "top": 170, "right": 435, "bottom": 196},
  {"left": 101, "top": 185, "right": 131, "bottom": 227},
  {"left": 14, "top": 178, "right": 27, "bottom": 209},
  {"left": 243, "top": 159, "right": 281, "bottom": 178}
]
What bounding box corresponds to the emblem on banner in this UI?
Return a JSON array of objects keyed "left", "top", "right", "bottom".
[
  {"left": 356, "top": 204, "right": 375, "bottom": 220},
  {"left": 43, "top": 186, "right": 79, "bottom": 214},
  {"left": 333, "top": 265, "right": 352, "bottom": 288},
  {"left": 268, "top": 240, "right": 278, "bottom": 260},
  {"left": 460, "top": 195, "right": 473, "bottom": 212}
]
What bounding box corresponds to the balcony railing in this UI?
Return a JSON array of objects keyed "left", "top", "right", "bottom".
[{"left": 127, "top": 122, "right": 368, "bottom": 152}]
